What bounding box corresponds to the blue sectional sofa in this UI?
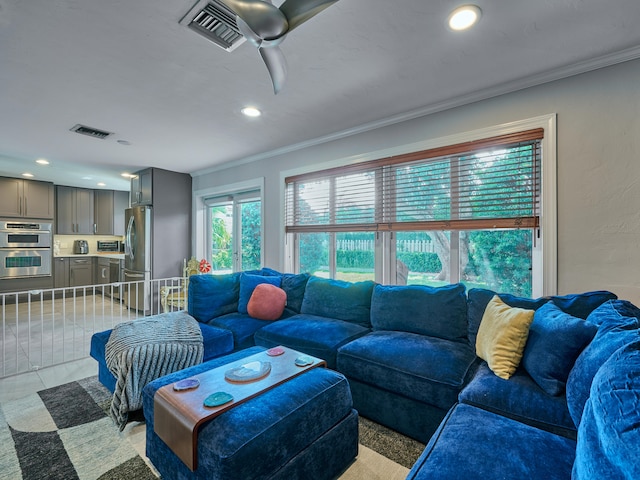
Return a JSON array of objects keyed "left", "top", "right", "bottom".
[
  {"left": 407, "top": 297, "right": 640, "bottom": 479},
  {"left": 90, "top": 267, "right": 640, "bottom": 478}
]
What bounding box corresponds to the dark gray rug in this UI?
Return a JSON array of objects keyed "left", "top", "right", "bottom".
[
  {"left": 0, "top": 377, "right": 156, "bottom": 480},
  {"left": 1, "top": 376, "right": 423, "bottom": 478},
  {"left": 359, "top": 416, "right": 425, "bottom": 469}
]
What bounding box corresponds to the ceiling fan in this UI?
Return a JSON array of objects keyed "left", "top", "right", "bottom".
[{"left": 219, "top": 0, "right": 340, "bottom": 94}]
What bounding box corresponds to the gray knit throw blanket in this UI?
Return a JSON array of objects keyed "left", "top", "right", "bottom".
[{"left": 105, "top": 311, "right": 204, "bottom": 430}]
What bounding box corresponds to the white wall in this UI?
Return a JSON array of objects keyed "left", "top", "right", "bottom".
[{"left": 192, "top": 58, "right": 640, "bottom": 304}]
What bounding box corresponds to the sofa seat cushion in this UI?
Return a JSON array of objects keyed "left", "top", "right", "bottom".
[
  {"left": 573, "top": 340, "right": 640, "bottom": 480},
  {"left": 336, "top": 331, "right": 476, "bottom": 411},
  {"left": 406, "top": 403, "right": 576, "bottom": 480},
  {"left": 207, "top": 312, "right": 276, "bottom": 351},
  {"left": 370, "top": 283, "right": 468, "bottom": 342},
  {"left": 566, "top": 300, "right": 640, "bottom": 426},
  {"left": 253, "top": 314, "right": 370, "bottom": 369},
  {"left": 458, "top": 362, "right": 577, "bottom": 438}
]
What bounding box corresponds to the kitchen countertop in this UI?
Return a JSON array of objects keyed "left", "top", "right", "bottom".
[{"left": 54, "top": 253, "right": 125, "bottom": 260}]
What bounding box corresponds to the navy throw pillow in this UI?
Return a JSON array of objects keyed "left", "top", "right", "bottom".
[{"left": 522, "top": 301, "right": 597, "bottom": 396}]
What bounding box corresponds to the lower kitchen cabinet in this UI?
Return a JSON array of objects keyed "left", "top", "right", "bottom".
[
  {"left": 69, "top": 258, "right": 94, "bottom": 287},
  {"left": 54, "top": 257, "right": 95, "bottom": 288},
  {"left": 53, "top": 257, "right": 69, "bottom": 289}
]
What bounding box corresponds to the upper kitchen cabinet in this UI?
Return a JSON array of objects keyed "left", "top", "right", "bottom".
[
  {"left": 94, "top": 190, "right": 129, "bottom": 235},
  {"left": 0, "top": 177, "right": 54, "bottom": 219},
  {"left": 130, "top": 168, "right": 152, "bottom": 206},
  {"left": 56, "top": 186, "right": 95, "bottom": 234}
]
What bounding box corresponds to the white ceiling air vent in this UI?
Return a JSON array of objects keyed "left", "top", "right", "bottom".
[
  {"left": 70, "top": 124, "right": 113, "bottom": 140},
  {"left": 180, "top": 0, "right": 246, "bottom": 52}
]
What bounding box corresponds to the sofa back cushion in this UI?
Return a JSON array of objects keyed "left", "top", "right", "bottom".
[
  {"left": 300, "top": 276, "right": 375, "bottom": 327},
  {"left": 572, "top": 340, "right": 640, "bottom": 480},
  {"left": 244, "top": 268, "right": 310, "bottom": 314},
  {"left": 280, "top": 273, "right": 310, "bottom": 314},
  {"left": 467, "top": 289, "right": 617, "bottom": 347},
  {"left": 188, "top": 273, "right": 240, "bottom": 323},
  {"left": 565, "top": 300, "right": 640, "bottom": 426},
  {"left": 370, "top": 283, "right": 468, "bottom": 342}
]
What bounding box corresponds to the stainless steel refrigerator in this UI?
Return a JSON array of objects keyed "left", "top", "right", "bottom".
[{"left": 123, "top": 206, "right": 151, "bottom": 312}]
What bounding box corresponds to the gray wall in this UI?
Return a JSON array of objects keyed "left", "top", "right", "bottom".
[{"left": 193, "top": 58, "right": 640, "bottom": 304}]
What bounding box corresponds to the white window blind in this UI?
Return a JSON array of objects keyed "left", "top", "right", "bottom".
[{"left": 285, "top": 129, "right": 543, "bottom": 233}]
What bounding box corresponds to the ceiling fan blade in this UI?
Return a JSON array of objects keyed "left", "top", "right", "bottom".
[
  {"left": 278, "top": 0, "right": 339, "bottom": 31},
  {"left": 219, "top": 0, "right": 288, "bottom": 39},
  {"left": 259, "top": 46, "right": 288, "bottom": 94}
]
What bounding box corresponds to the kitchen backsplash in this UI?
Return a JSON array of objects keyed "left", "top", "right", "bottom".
[{"left": 54, "top": 235, "right": 124, "bottom": 256}]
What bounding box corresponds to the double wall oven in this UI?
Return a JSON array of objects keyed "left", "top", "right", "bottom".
[{"left": 0, "top": 220, "right": 52, "bottom": 278}]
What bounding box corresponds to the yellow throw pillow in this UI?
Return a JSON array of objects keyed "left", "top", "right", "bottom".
[{"left": 476, "top": 295, "right": 535, "bottom": 380}]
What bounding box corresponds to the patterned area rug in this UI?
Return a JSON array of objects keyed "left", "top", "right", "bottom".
[
  {"left": 0, "top": 377, "right": 156, "bottom": 480},
  {"left": 0, "top": 376, "right": 424, "bottom": 479}
]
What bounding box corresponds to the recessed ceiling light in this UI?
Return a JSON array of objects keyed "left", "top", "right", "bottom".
[
  {"left": 22, "top": 172, "right": 34, "bottom": 178},
  {"left": 36, "top": 158, "right": 49, "bottom": 165},
  {"left": 97, "top": 182, "right": 106, "bottom": 187},
  {"left": 448, "top": 5, "right": 481, "bottom": 31},
  {"left": 121, "top": 172, "right": 136, "bottom": 179},
  {"left": 241, "top": 106, "right": 262, "bottom": 117}
]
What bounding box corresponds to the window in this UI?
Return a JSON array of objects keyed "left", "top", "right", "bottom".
[
  {"left": 285, "top": 122, "right": 555, "bottom": 297},
  {"left": 204, "top": 189, "right": 262, "bottom": 273}
]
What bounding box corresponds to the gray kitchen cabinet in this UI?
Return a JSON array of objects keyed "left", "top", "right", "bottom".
[
  {"left": 56, "top": 186, "right": 95, "bottom": 234},
  {"left": 69, "top": 257, "right": 94, "bottom": 287},
  {"left": 94, "top": 190, "right": 128, "bottom": 235},
  {"left": 129, "top": 168, "right": 192, "bottom": 280},
  {"left": 0, "top": 177, "right": 54, "bottom": 219},
  {"left": 53, "top": 257, "right": 70, "bottom": 289},
  {"left": 130, "top": 168, "right": 152, "bottom": 206}
]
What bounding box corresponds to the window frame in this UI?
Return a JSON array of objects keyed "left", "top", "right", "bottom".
[
  {"left": 282, "top": 114, "right": 557, "bottom": 296},
  {"left": 193, "top": 178, "right": 265, "bottom": 272}
]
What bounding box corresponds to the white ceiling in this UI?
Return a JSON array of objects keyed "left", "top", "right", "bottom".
[{"left": 1, "top": 0, "right": 640, "bottom": 191}]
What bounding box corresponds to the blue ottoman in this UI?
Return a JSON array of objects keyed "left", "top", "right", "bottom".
[{"left": 142, "top": 347, "right": 359, "bottom": 480}]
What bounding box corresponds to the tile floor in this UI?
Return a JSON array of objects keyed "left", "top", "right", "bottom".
[{"left": 1, "top": 291, "right": 144, "bottom": 381}]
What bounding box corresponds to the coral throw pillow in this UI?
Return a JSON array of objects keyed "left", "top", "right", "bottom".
[
  {"left": 476, "top": 295, "right": 535, "bottom": 380},
  {"left": 247, "top": 283, "right": 287, "bottom": 321}
]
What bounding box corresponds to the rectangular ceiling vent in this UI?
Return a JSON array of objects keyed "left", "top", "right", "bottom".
[
  {"left": 70, "top": 124, "right": 113, "bottom": 140},
  {"left": 180, "top": 0, "right": 246, "bottom": 52}
]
